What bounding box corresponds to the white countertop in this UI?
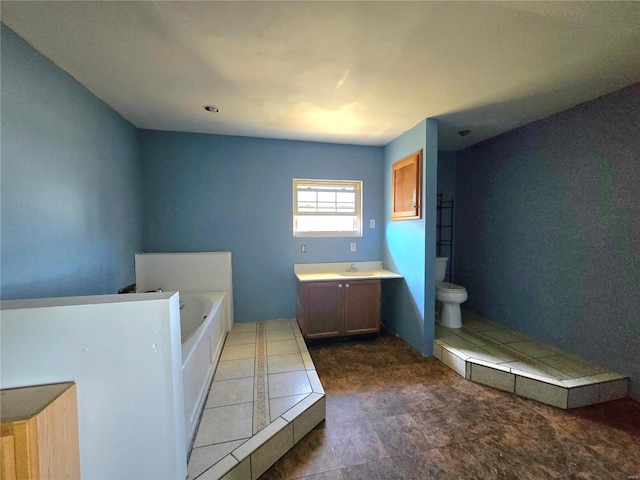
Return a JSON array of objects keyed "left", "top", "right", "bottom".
[{"left": 294, "top": 261, "right": 403, "bottom": 282}]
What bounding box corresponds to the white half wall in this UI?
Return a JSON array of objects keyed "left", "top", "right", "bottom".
[{"left": 0, "top": 292, "right": 186, "bottom": 480}]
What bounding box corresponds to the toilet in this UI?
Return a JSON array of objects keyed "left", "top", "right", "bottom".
[{"left": 435, "top": 257, "right": 467, "bottom": 328}]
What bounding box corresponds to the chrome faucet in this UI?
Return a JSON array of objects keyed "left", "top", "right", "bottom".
[{"left": 347, "top": 263, "right": 359, "bottom": 273}]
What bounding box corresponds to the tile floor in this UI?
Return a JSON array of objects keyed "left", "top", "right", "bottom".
[
  {"left": 434, "top": 310, "right": 629, "bottom": 408},
  {"left": 260, "top": 328, "right": 640, "bottom": 479},
  {"left": 188, "top": 319, "right": 325, "bottom": 480}
]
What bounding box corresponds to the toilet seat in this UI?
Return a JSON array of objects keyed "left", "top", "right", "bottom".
[{"left": 436, "top": 282, "right": 466, "bottom": 293}]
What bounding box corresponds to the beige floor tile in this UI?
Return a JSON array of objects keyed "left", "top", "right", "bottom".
[
  {"left": 267, "top": 340, "right": 300, "bottom": 356},
  {"left": 266, "top": 329, "right": 296, "bottom": 342},
  {"left": 506, "top": 340, "right": 559, "bottom": 358},
  {"left": 586, "top": 371, "right": 627, "bottom": 383},
  {"left": 220, "top": 343, "right": 256, "bottom": 361},
  {"left": 482, "top": 329, "right": 529, "bottom": 344},
  {"left": 441, "top": 348, "right": 466, "bottom": 378},
  {"left": 464, "top": 347, "right": 512, "bottom": 365},
  {"left": 231, "top": 322, "right": 257, "bottom": 333},
  {"left": 197, "top": 455, "right": 239, "bottom": 480},
  {"left": 268, "top": 353, "right": 305, "bottom": 374},
  {"left": 461, "top": 315, "right": 506, "bottom": 332},
  {"left": 194, "top": 402, "right": 253, "bottom": 447},
  {"left": 515, "top": 376, "right": 568, "bottom": 409},
  {"left": 269, "top": 370, "right": 312, "bottom": 398},
  {"left": 435, "top": 326, "right": 462, "bottom": 342},
  {"left": 214, "top": 358, "right": 255, "bottom": 381},
  {"left": 265, "top": 319, "right": 295, "bottom": 330},
  {"left": 537, "top": 354, "right": 605, "bottom": 378},
  {"left": 598, "top": 378, "right": 628, "bottom": 402},
  {"left": 567, "top": 383, "right": 600, "bottom": 408},
  {"left": 479, "top": 343, "right": 521, "bottom": 363},
  {"left": 432, "top": 342, "right": 443, "bottom": 361},
  {"left": 456, "top": 330, "right": 493, "bottom": 347},
  {"left": 250, "top": 422, "right": 294, "bottom": 479},
  {"left": 296, "top": 336, "right": 308, "bottom": 352},
  {"left": 220, "top": 457, "right": 250, "bottom": 480},
  {"left": 440, "top": 335, "right": 478, "bottom": 351},
  {"left": 470, "top": 363, "right": 515, "bottom": 392},
  {"left": 187, "top": 439, "right": 247, "bottom": 479},
  {"left": 506, "top": 360, "right": 568, "bottom": 380},
  {"left": 225, "top": 331, "right": 257, "bottom": 346},
  {"left": 292, "top": 395, "right": 326, "bottom": 443},
  {"left": 207, "top": 377, "right": 254, "bottom": 408},
  {"left": 306, "top": 370, "right": 324, "bottom": 394},
  {"left": 300, "top": 351, "right": 316, "bottom": 370},
  {"left": 269, "top": 394, "right": 309, "bottom": 421},
  {"left": 561, "top": 377, "right": 593, "bottom": 388}
]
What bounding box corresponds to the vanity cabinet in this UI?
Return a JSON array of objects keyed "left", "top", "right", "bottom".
[
  {"left": 1, "top": 382, "right": 80, "bottom": 480},
  {"left": 297, "top": 279, "right": 381, "bottom": 339}
]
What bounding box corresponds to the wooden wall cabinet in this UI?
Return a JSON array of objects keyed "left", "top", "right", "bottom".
[
  {"left": 1, "top": 382, "right": 80, "bottom": 480},
  {"left": 392, "top": 150, "right": 422, "bottom": 221},
  {"left": 297, "top": 279, "right": 381, "bottom": 339}
]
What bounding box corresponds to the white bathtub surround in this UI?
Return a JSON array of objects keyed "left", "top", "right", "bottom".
[
  {"left": 1, "top": 292, "right": 186, "bottom": 479},
  {"left": 434, "top": 310, "right": 629, "bottom": 409},
  {"left": 181, "top": 291, "right": 228, "bottom": 449},
  {"left": 135, "top": 252, "right": 235, "bottom": 450},
  {"left": 188, "top": 319, "right": 326, "bottom": 480},
  {"left": 136, "top": 251, "right": 233, "bottom": 330}
]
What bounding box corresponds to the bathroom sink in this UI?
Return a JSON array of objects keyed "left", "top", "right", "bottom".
[{"left": 339, "top": 272, "right": 375, "bottom": 276}]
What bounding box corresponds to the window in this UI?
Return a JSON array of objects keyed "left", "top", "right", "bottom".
[{"left": 293, "top": 179, "right": 362, "bottom": 237}]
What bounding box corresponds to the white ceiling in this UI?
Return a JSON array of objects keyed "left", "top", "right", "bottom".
[{"left": 2, "top": 1, "right": 639, "bottom": 150}]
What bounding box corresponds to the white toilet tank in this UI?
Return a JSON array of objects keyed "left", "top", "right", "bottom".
[{"left": 436, "top": 257, "right": 448, "bottom": 282}]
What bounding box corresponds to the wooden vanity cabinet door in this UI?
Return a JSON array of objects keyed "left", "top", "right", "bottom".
[
  {"left": 300, "top": 281, "right": 343, "bottom": 339},
  {"left": 343, "top": 280, "right": 381, "bottom": 335}
]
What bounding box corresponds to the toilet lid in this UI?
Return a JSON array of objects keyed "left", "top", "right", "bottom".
[{"left": 436, "top": 282, "right": 466, "bottom": 293}]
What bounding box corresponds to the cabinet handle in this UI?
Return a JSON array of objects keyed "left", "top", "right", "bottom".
[
  {"left": 346, "top": 283, "right": 350, "bottom": 288},
  {"left": 338, "top": 284, "right": 343, "bottom": 288}
]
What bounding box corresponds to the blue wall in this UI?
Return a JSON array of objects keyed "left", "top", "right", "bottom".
[
  {"left": 0, "top": 24, "right": 142, "bottom": 300},
  {"left": 139, "top": 130, "right": 384, "bottom": 321},
  {"left": 455, "top": 83, "right": 640, "bottom": 397},
  {"left": 381, "top": 119, "right": 438, "bottom": 355},
  {"left": 437, "top": 151, "right": 457, "bottom": 279},
  {"left": 437, "top": 151, "right": 457, "bottom": 203}
]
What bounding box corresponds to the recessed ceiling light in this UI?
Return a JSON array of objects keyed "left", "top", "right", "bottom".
[{"left": 203, "top": 105, "right": 219, "bottom": 113}]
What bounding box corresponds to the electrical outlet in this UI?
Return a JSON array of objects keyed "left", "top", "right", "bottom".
[
  {"left": 370, "top": 219, "right": 375, "bottom": 228},
  {"left": 350, "top": 242, "right": 356, "bottom": 252},
  {"left": 301, "top": 244, "right": 306, "bottom": 253}
]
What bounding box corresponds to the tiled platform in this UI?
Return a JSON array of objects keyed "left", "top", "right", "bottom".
[
  {"left": 434, "top": 310, "right": 628, "bottom": 409},
  {"left": 187, "top": 319, "right": 325, "bottom": 480}
]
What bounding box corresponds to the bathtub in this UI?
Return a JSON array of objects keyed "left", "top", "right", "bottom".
[{"left": 180, "top": 291, "right": 229, "bottom": 447}]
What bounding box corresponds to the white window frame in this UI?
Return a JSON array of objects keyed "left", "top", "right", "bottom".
[{"left": 293, "top": 178, "right": 363, "bottom": 237}]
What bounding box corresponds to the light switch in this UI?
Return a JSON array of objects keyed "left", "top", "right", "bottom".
[
  {"left": 301, "top": 244, "right": 306, "bottom": 253},
  {"left": 370, "top": 219, "right": 375, "bottom": 228},
  {"left": 350, "top": 242, "right": 356, "bottom": 252}
]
